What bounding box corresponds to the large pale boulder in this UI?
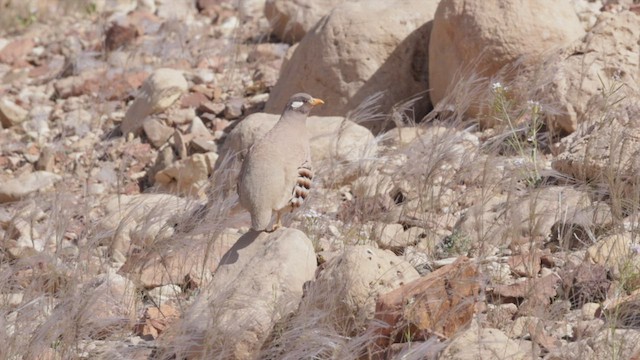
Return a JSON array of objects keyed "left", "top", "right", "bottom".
[
  {"left": 552, "top": 94, "right": 640, "bottom": 183},
  {"left": 163, "top": 228, "right": 317, "bottom": 359},
  {"left": 311, "top": 245, "right": 420, "bottom": 327},
  {"left": 541, "top": 11, "right": 640, "bottom": 132},
  {"left": 0, "top": 171, "right": 62, "bottom": 203},
  {"left": 265, "top": 0, "right": 439, "bottom": 130},
  {"left": 454, "top": 187, "right": 595, "bottom": 251},
  {"left": 429, "top": 0, "right": 585, "bottom": 118},
  {"left": 265, "top": 0, "right": 348, "bottom": 44},
  {"left": 121, "top": 68, "right": 188, "bottom": 135}
]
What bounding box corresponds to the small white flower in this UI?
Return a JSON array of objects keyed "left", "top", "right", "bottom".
[{"left": 492, "top": 82, "right": 503, "bottom": 90}]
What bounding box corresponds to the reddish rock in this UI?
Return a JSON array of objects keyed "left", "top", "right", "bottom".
[
  {"left": 180, "top": 92, "right": 209, "bottom": 108},
  {"left": 196, "top": 0, "right": 222, "bottom": 17},
  {"left": 371, "top": 256, "right": 480, "bottom": 347},
  {"left": 105, "top": 23, "right": 139, "bottom": 51},
  {"left": 0, "top": 37, "right": 35, "bottom": 66},
  {"left": 492, "top": 274, "right": 560, "bottom": 315},
  {"left": 134, "top": 304, "right": 180, "bottom": 339},
  {"left": 508, "top": 250, "right": 542, "bottom": 277}
]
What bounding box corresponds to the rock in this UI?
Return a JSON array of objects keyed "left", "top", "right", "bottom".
[
  {"left": 312, "top": 245, "right": 420, "bottom": 326},
  {"left": 429, "top": 0, "right": 584, "bottom": 121},
  {"left": 265, "top": 0, "right": 346, "bottom": 43},
  {"left": 155, "top": 152, "right": 217, "bottom": 196},
  {"left": 507, "top": 250, "right": 542, "bottom": 278},
  {"left": 196, "top": 0, "right": 221, "bottom": 16},
  {"left": 0, "top": 171, "right": 62, "bottom": 203},
  {"left": 491, "top": 274, "right": 560, "bottom": 315},
  {"left": 0, "top": 37, "right": 34, "bottom": 66},
  {"left": 181, "top": 92, "right": 209, "bottom": 109},
  {"left": 61, "top": 108, "right": 93, "bottom": 137},
  {"left": 167, "top": 107, "right": 196, "bottom": 126},
  {"left": 549, "top": 203, "right": 613, "bottom": 251},
  {"left": 439, "top": 320, "right": 529, "bottom": 360},
  {"left": 121, "top": 68, "right": 188, "bottom": 135},
  {"left": 581, "top": 302, "right": 601, "bottom": 320},
  {"left": 601, "top": 291, "right": 640, "bottom": 328},
  {"left": 105, "top": 23, "right": 139, "bottom": 51},
  {"left": 190, "top": 136, "right": 217, "bottom": 153},
  {"left": 119, "top": 231, "right": 239, "bottom": 289},
  {"left": 168, "top": 228, "right": 317, "bottom": 359},
  {"left": 383, "top": 126, "right": 428, "bottom": 147},
  {"left": 25, "top": 270, "right": 137, "bottom": 358},
  {"left": 93, "top": 0, "right": 139, "bottom": 14},
  {"left": 155, "top": 0, "right": 197, "bottom": 21},
  {"left": 455, "top": 186, "right": 592, "bottom": 250},
  {"left": 351, "top": 172, "right": 394, "bottom": 199},
  {"left": 0, "top": 98, "right": 28, "bottom": 128},
  {"left": 198, "top": 101, "right": 225, "bottom": 116},
  {"left": 372, "top": 256, "right": 479, "bottom": 346},
  {"left": 590, "top": 329, "right": 640, "bottom": 359},
  {"left": 265, "top": 0, "right": 439, "bottom": 131},
  {"left": 586, "top": 232, "right": 640, "bottom": 279},
  {"left": 94, "top": 194, "right": 193, "bottom": 259},
  {"left": 552, "top": 96, "right": 640, "bottom": 186},
  {"left": 571, "top": 0, "right": 603, "bottom": 30},
  {"left": 188, "top": 116, "right": 211, "bottom": 139},
  {"left": 223, "top": 97, "right": 244, "bottom": 120},
  {"left": 486, "top": 303, "right": 518, "bottom": 329},
  {"left": 134, "top": 304, "right": 180, "bottom": 340},
  {"left": 142, "top": 118, "right": 174, "bottom": 148},
  {"left": 541, "top": 11, "right": 640, "bottom": 132}
]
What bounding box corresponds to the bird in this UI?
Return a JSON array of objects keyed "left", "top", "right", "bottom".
[{"left": 237, "top": 93, "right": 324, "bottom": 231}]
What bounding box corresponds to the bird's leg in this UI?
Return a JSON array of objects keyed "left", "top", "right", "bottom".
[{"left": 269, "top": 211, "right": 283, "bottom": 232}]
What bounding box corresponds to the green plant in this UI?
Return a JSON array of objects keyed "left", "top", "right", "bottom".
[{"left": 489, "top": 82, "right": 544, "bottom": 186}]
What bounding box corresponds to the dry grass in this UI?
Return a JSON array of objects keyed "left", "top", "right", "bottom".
[{"left": 2, "top": 2, "right": 640, "bottom": 360}]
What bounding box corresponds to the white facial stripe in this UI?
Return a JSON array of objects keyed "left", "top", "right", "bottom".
[{"left": 291, "top": 101, "right": 304, "bottom": 108}]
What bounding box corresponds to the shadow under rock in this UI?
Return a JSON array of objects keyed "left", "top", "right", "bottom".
[{"left": 218, "top": 229, "right": 261, "bottom": 266}]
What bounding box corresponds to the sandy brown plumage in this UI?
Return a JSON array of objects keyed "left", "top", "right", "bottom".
[{"left": 237, "top": 93, "right": 323, "bottom": 231}]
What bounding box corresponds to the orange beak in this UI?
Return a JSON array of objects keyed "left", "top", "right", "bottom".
[{"left": 309, "top": 98, "right": 325, "bottom": 106}]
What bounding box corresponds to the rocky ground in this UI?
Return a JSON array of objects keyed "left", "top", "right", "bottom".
[{"left": 0, "top": 0, "right": 640, "bottom": 359}]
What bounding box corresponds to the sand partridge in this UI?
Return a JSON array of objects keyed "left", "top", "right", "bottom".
[{"left": 237, "top": 93, "right": 324, "bottom": 231}]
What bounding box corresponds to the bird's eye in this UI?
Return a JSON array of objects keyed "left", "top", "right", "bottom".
[{"left": 290, "top": 101, "right": 304, "bottom": 108}]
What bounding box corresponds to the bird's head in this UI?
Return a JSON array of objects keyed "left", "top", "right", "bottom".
[{"left": 285, "top": 93, "right": 324, "bottom": 115}]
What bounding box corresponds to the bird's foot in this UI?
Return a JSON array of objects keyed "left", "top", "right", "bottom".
[{"left": 268, "top": 217, "right": 283, "bottom": 232}]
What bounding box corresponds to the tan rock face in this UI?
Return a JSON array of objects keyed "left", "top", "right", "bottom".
[
  {"left": 541, "top": 11, "right": 640, "bottom": 133},
  {"left": 312, "top": 245, "right": 420, "bottom": 327},
  {"left": 265, "top": 0, "right": 439, "bottom": 130},
  {"left": 429, "top": 0, "right": 584, "bottom": 117},
  {"left": 552, "top": 96, "right": 640, "bottom": 183},
  {"left": 0, "top": 171, "right": 61, "bottom": 203},
  {"left": 121, "top": 68, "right": 188, "bottom": 135},
  {"left": 170, "top": 228, "right": 317, "bottom": 359},
  {"left": 265, "top": 0, "right": 349, "bottom": 44}
]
